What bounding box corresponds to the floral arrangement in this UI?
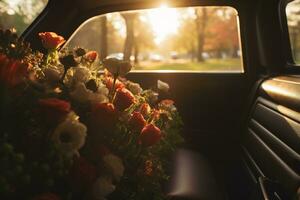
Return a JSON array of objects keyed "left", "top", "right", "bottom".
[{"left": 0, "top": 29, "right": 183, "bottom": 200}]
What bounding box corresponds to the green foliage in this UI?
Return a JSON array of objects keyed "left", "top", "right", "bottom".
[{"left": 0, "top": 29, "right": 32, "bottom": 59}]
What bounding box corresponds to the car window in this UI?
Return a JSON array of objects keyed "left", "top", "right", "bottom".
[
  {"left": 66, "top": 6, "right": 243, "bottom": 72},
  {"left": 0, "top": 0, "right": 48, "bottom": 35},
  {"left": 286, "top": 0, "right": 300, "bottom": 64}
]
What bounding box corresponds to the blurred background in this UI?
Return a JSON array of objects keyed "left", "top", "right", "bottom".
[
  {"left": 0, "top": 0, "right": 299, "bottom": 71},
  {"left": 67, "top": 6, "right": 243, "bottom": 72}
]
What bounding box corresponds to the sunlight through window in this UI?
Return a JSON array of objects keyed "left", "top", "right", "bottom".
[
  {"left": 67, "top": 6, "right": 242, "bottom": 72},
  {"left": 146, "top": 4, "right": 180, "bottom": 44}
]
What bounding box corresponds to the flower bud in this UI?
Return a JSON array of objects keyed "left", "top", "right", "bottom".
[{"left": 139, "top": 124, "right": 161, "bottom": 147}]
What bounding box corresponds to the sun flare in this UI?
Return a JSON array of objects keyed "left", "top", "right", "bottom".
[{"left": 146, "top": 4, "right": 180, "bottom": 44}]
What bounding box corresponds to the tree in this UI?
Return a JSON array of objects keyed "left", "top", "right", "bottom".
[
  {"left": 171, "top": 12, "right": 197, "bottom": 61},
  {"left": 99, "top": 16, "right": 108, "bottom": 60},
  {"left": 0, "top": 0, "right": 48, "bottom": 34},
  {"left": 133, "top": 14, "right": 155, "bottom": 64},
  {"left": 205, "top": 9, "right": 239, "bottom": 58},
  {"left": 122, "top": 13, "right": 138, "bottom": 61},
  {"left": 195, "top": 7, "right": 207, "bottom": 62}
]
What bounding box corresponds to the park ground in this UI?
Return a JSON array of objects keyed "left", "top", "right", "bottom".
[{"left": 134, "top": 58, "right": 243, "bottom": 72}]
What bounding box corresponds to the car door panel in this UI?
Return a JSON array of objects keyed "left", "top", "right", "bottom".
[{"left": 242, "top": 76, "right": 300, "bottom": 199}]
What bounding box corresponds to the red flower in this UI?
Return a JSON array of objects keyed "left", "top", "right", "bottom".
[
  {"left": 85, "top": 51, "right": 98, "bottom": 62},
  {"left": 128, "top": 112, "right": 147, "bottom": 132},
  {"left": 151, "top": 109, "right": 160, "bottom": 121},
  {"left": 160, "top": 99, "right": 174, "bottom": 106},
  {"left": 139, "top": 124, "right": 161, "bottom": 147},
  {"left": 140, "top": 103, "right": 151, "bottom": 117},
  {"left": 69, "top": 156, "right": 97, "bottom": 190},
  {"left": 0, "top": 54, "right": 29, "bottom": 87},
  {"left": 38, "top": 98, "right": 71, "bottom": 124},
  {"left": 38, "top": 32, "right": 65, "bottom": 49},
  {"left": 96, "top": 145, "right": 111, "bottom": 157},
  {"left": 32, "top": 193, "right": 61, "bottom": 200},
  {"left": 90, "top": 103, "right": 117, "bottom": 130},
  {"left": 104, "top": 77, "right": 125, "bottom": 91},
  {"left": 114, "top": 88, "right": 135, "bottom": 111}
]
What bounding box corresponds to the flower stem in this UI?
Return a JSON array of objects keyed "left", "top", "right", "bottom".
[
  {"left": 60, "top": 67, "right": 68, "bottom": 84},
  {"left": 110, "top": 74, "right": 118, "bottom": 102}
]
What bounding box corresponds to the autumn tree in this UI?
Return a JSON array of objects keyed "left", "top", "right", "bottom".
[
  {"left": 122, "top": 13, "right": 138, "bottom": 61},
  {"left": 205, "top": 8, "right": 239, "bottom": 58},
  {"left": 172, "top": 8, "right": 217, "bottom": 61},
  {"left": 99, "top": 16, "right": 108, "bottom": 60},
  {"left": 171, "top": 12, "right": 197, "bottom": 61},
  {"left": 195, "top": 7, "right": 208, "bottom": 62},
  {"left": 133, "top": 15, "right": 155, "bottom": 64},
  {"left": 0, "top": 0, "right": 48, "bottom": 34}
]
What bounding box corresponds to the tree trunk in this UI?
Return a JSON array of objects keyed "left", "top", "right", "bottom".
[
  {"left": 122, "top": 13, "right": 137, "bottom": 61},
  {"left": 195, "top": 8, "right": 207, "bottom": 62},
  {"left": 134, "top": 40, "right": 139, "bottom": 64},
  {"left": 99, "top": 16, "right": 108, "bottom": 60},
  {"left": 231, "top": 45, "right": 238, "bottom": 58}
]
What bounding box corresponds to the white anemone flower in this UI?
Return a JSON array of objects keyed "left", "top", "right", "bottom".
[
  {"left": 157, "top": 80, "right": 170, "bottom": 92},
  {"left": 70, "top": 82, "right": 109, "bottom": 103},
  {"left": 92, "top": 176, "right": 116, "bottom": 200},
  {"left": 127, "top": 81, "right": 142, "bottom": 95},
  {"left": 72, "top": 66, "right": 91, "bottom": 84},
  {"left": 147, "top": 90, "right": 159, "bottom": 104},
  {"left": 103, "top": 154, "right": 124, "bottom": 182},
  {"left": 43, "top": 66, "right": 62, "bottom": 82},
  {"left": 52, "top": 113, "right": 87, "bottom": 157},
  {"left": 70, "top": 83, "right": 93, "bottom": 103}
]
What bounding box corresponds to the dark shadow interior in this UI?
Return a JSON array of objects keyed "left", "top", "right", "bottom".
[{"left": 21, "top": 0, "right": 300, "bottom": 199}]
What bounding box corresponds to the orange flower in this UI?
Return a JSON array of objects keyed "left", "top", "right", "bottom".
[
  {"left": 151, "top": 109, "right": 160, "bottom": 121},
  {"left": 113, "top": 88, "right": 135, "bottom": 111},
  {"left": 85, "top": 51, "right": 98, "bottom": 62},
  {"left": 128, "top": 112, "right": 147, "bottom": 132},
  {"left": 38, "top": 32, "right": 65, "bottom": 49},
  {"left": 0, "top": 54, "right": 29, "bottom": 87},
  {"left": 140, "top": 103, "right": 151, "bottom": 117},
  {"left": 139, "top": 124, "right": 161, "bottom": 147},
  {"left": 104, "top": 77, "right": 125, "bottom": 91},
  {"left": 160, "top": 99, "right": 174, "bottom": 106}
]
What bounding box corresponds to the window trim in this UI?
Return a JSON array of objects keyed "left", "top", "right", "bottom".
[
  {"left": 64, "top": 6, "right": 245, "bottom": 73},
  {"left": 280, "top": 0, "right": 300, "bottom": 69},
  {"left": 22, "top": 0, "right": 50, "bottom": 38}
]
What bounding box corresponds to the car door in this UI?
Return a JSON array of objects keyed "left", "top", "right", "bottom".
[{"left": 239, "top": 0, "right": 300, "bottom": 199}]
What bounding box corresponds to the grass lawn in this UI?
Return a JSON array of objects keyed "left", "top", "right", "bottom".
[{"left": 134, "top": 58, "right": 243, "bottom": 72}]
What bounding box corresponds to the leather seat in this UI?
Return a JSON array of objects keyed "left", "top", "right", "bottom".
[{"left": 167, "top": 149, "right": 225, "bottom": 200}]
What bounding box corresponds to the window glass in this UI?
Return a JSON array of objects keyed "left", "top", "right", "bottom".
[
  {"left": 67, "top": 6, "right": 243, "bottom": 72},
  {"left": 286, "top": 0, "right": 300, "bottom": 64},
  {"left": 0, "top": 0, "right": 48, "bottom": 35}
]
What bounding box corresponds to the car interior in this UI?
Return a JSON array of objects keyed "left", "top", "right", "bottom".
[{"left": 3, "top": 0, "right": 300, "bottom": 199}]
